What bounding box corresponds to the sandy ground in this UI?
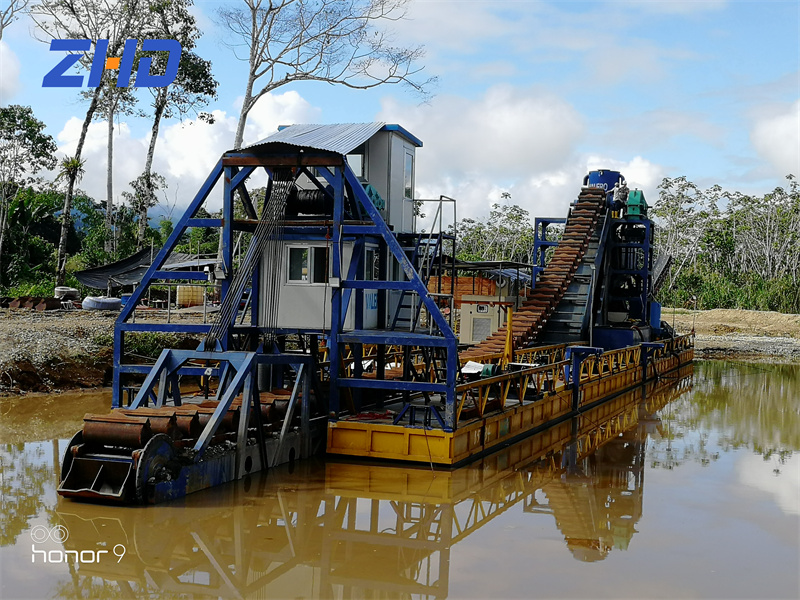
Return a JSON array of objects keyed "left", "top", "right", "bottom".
[
  {"left": 0, "top": 306, "right": 798, "bottom": 394},
  {"left": 663, "top": 308, "right": 800, "bottom": 360}
]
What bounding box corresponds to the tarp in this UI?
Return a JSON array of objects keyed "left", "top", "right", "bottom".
[{"left": 74, "top": 248, "right": 216, "bottom": 289}]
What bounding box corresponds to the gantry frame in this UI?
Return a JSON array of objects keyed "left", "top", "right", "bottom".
[{"left": 112, "top": 143, "right": 459, "bottom": 430}]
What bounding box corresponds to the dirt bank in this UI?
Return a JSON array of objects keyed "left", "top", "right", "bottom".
[
  {"left": 1, "top": 307, "right": 798, "bottom": 395},
  {"left": 663, "top": 308, "right": 800, "bottom": 360},
  {"left": 0, "top": 308, "right": 202, "bottom": 395}
]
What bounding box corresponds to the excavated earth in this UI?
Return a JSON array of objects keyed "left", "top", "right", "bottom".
[
  {"left": 0, "top": 307, "right": 799, "bottom": 396},
  {"left": 663, "top": 308, "right": 800, "bottom": 360},
  {"left": 0, "top": 308, "right": 203, "bottom": 395}
]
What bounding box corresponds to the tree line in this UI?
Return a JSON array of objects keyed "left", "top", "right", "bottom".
[
  {"left": 447, "top": 177, "right": 799, "bottom": 314},
  {"left": 652, "top": 175, "right": 800, "bottom": 313},
  {"left": 0, "top": 0, "right": 430, "bottom": 289}
]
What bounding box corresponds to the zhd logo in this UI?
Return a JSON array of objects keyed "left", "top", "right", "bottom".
[{"left": 43, "top": 38, "right": 182, "bottom": 88}]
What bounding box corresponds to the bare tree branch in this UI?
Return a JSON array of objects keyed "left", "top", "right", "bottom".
[
  {"left": 0, "top": 0, "right": 30, "bottom": 41},
  {"left": 217, "top": 0, "right": 436, "bottom": 149}
]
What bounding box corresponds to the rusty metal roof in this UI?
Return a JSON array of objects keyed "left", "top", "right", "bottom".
[{"left": 244, "top": 122, "right": 423, "bottom": 155}]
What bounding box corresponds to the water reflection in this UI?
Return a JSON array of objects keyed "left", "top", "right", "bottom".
[
  {"left": 2, "top": 361, "right": 798, "bottom": 599},
  {"left": 45, "top": 374, "right": 690, "bottom": 599}
]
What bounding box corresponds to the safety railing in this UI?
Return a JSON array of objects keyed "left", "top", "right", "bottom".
[
  {"left": 576, "top": 345, "right": 641, "bottom": 383},
  {"left": 458, "top": 341, "right": 583, "bottom": 367},
  {"left": 654, "top": 333, "right": 694, "bottom": 357},
  {"left": 454, "top": 361, "right": 568, "bottom": 421}
]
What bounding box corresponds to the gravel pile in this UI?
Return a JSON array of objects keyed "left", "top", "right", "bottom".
[
  {"left": 0, "top": 308, "right": 205, "bottom": 393},
  {"left": 693, "top": 334, "right": 800, "bottom": 360},
  {"left": 0, "top": 309, "right": 115, "bottom": 366}
]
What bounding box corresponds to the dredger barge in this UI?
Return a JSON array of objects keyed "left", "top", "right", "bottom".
[{"left": 57, "top": 123, "right": 693, "bottom": 504}]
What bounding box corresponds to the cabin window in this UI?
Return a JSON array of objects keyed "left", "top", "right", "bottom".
[
  {"left": 288, "top": 247, "right": 308, "bottom": 281},
  {"left": 404, "top": 151, "right": 414, "bottom": 199},
  {"left": 347, "top": 143, "right": 367, "bottom": 180},
  {"left": 288, "top": 245, "right": 329, "bottom": 284},
  {"left": 312, "top": 246, "right": 329, "bottom": 283}
]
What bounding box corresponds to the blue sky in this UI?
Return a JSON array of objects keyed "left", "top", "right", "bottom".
[{"left": 0, "top": 0, "right": 798, "bottom": 222}]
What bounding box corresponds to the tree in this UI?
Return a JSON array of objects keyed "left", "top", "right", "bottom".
[
  {"left": 0, "top": 105, "right": 57, "bottom": 275},
  {"left": 652, "top": 175, "right": 800, "bottom": 312},
  {"left": 3, "top": 187, "right": 61, "bottom": 283},
  {"left": 83, "top": 82, "right": 139, "bottom": 254},
  {"left": 652, "top": 176, "right": 719, "bottom": 290},
  {"left": 30, "top": 0, "right": 149, "bottom": 284},
  {"left": 217, "top": 0, "right": 434, "bottom": 149},
  {"left": 122, "top": 170, "right": 167, "bottom": 246},
  {"left": 0, "top": 0, "right": 29, "bottom": 41},
  {"left": 452, "top": 203, "right": 536, "bottom": 264},
  {"left": 135, "top": 0, "right": 217, "bottom": 248}
]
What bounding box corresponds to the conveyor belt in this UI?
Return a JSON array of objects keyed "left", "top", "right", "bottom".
[
  {"left": 652, "top": 253, "right": 672, "bottom": 294},
  {"left": 460, "top": 188, "right": 606, "bottom": 360}
]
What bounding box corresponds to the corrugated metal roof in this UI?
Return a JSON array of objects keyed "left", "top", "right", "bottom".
[{"left": 245, "top": 122, "right": 386, "bottom": 155}]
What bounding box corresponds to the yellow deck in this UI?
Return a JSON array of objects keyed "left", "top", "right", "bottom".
[{"left": 327, "top": 339, "right": 694, "bottom": 465}]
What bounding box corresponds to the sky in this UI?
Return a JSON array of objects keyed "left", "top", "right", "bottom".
[{"left": 0, "top": 0, "right": 798, "bottom": 226}]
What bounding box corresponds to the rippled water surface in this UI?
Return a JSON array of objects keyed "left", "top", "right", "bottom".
[{"left": 1, "top": 361, "right": 798, "bottom": 599}]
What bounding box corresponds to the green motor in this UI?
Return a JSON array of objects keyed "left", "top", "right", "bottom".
[{"left": 626, "top": 189, "right": 648, "bottom": 220}]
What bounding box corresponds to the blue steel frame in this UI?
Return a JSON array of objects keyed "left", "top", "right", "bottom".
[
  {"left": 604, "top": 218, "right": 653, "bottom": 327},
  {"left": 113, "top": 143, "right": 460, "bottom": 431},
  {"left": 532, "top": 217, "right": 566, "bottom": 286}
]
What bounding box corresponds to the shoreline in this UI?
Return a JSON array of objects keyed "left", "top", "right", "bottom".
[
  {"left": 1, "top": 307, "right": 798, "bottom": 395},
  {"left": 692, "top": 334, "right": 800, "bottom": 361}
]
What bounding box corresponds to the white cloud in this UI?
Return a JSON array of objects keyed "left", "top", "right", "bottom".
[
  {"left": 159, "top": 110, "right": 238, "bottom": 182},
  {"left": 602, "top": 109, "right": 725, "bottom": 150},
  {"left": 55, "top": 117, "right": 147, "bottom": 206},
  {"left": 0, "top": 41, "right": 21, "bottom": 102},
  {"left": 379, "top": 85, "right": 670, "bottom": 225},
  {"left": 738, "top": 452, "right": 799, "bottom": 516},
  {"left": 398, "top": 2, "right": 530, "bottom": 54},
  {"left": 378, "top": 84, "right": 585, "bottom": 220},
  {"left": 620, "top": 0, "right": 728, "bottom": 15},
  {"left": 241, "top": 90, "right": 322, "bottom": 145},
  {"left": 51, "top": 90, "right": 323, "bottom": 214},
  {"left": 586, "top": 155, "right": 666, "bottom": 200},
  {"left": 750, "top": 100, "right": 800, "bottom": 177}
]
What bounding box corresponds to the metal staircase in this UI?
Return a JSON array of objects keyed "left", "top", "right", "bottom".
[
  {"left": 540, "top": 213, "right": 609, "bottom": 344},
  {"left": 390, "top": 233, "right": 445, "bottom": 331}
]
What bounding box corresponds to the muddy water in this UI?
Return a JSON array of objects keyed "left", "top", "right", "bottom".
[{"left": 1, "top": 361, "right": 798, "bottom": 600}]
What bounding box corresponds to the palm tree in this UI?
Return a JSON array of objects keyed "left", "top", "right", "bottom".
[{"left": 54, "top": 156, "right": 85, "bottom": 285}]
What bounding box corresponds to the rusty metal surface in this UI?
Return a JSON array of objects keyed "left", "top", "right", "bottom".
[
  {"left": 116, "top": 409, "right": 177, "bottom": 438},
  {"left": 83, "top": 414, "right": 152, "bottom": 448}
]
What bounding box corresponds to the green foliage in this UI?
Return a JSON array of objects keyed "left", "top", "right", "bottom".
[
  {"left": 56, "top": 156, "right": 86, "bottom": 185},
  {"left": 655, "top": 175, "right": 800, "bottom": 314},
  {"left": 451, "top": 202, "right": 536, "bottom": 264},
  {"left": 71, "top": 194, "right": 110, "bottom": 268},
  {"left": 175, "top": 207, "right": 219, "bottom": 256},
  {"left": 659, "top": 266, "right": 800, "bottom": 314},
  {"left": 0, "top": 105, "right": 58, "bottom": 186},
  {"left": 122, "top": 332, "right": 191, "bottom": 358},
  {"left": 91, "top": 332, "right": 114, "bottom": 347},
  {"left": 0, "top": 273, "right": 93, "bottom": 299},
  {"left": 159, "top": 218, "right": 174, "bottom": 241},
  {"left": 0, "top": 106, "right": 59, "bottom": 284}
]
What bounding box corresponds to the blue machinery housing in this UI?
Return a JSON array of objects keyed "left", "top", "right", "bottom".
[{"left": 58, "top": 124, "right": 694, "bottom": 504}]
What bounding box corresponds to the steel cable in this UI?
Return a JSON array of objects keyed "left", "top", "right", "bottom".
[{"left": 206, "top": 169, "right": 292, "bottom": 348}]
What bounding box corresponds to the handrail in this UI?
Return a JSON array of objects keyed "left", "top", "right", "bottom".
[
  {"left": 459, "top": 341, "right": 587, "bottom": 366},
  {"left": 454, "top": 360, "right": 568, "bottom": 421}
]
